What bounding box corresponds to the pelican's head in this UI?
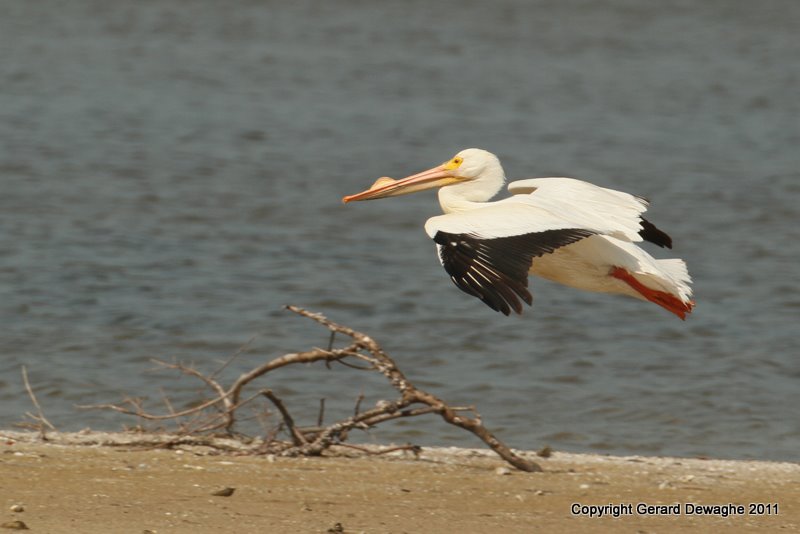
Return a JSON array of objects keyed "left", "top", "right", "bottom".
[{"left": 342, "top": 148, "right": 505, "bottom": 205}]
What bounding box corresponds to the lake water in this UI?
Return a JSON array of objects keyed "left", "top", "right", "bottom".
[{"left": 1, "top": 0, "right": 798, "bottom": 461}]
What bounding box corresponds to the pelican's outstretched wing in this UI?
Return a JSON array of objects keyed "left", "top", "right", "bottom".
[
  {"left": 508, "top": 177, "right": 672, "bottom": 248},
  {"left": 424, "top": 199, "right": 602, "bottom": 314},
  {"left": 432, "top": 228, "right": 593, "bottom": 315}
]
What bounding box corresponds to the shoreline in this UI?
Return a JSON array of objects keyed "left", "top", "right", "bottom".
[{"left": 1, "top": 431, "right": 797, "bottom": 532}]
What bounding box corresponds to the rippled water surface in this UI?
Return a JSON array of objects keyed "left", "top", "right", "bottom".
[{"left": 1, "top": 1, "right": 798, "bottom": 460}]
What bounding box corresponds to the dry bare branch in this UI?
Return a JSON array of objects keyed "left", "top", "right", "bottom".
[
  {"left": 317, "top": 398, "right": 326, "bottom": 427},
  {"left": 211, "top": 332, "right": 261, "bottom": 380},
  {"left": 80, "top": 306, "right": 541, "bottom": 472},
  {"left": 20, "top": 366, "right": 56, "bottom": 439},
  {"left": 262, "top": 389, "right": 306, "bottom": 446}
]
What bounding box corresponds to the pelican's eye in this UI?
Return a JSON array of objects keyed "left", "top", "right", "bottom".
[{"left": 444, "top": 156, "right": 464, "bottom": 170}]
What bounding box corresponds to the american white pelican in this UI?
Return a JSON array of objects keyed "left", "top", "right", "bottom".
[{"left": 343, "top": 148, "right": 694, "bottom": 319}]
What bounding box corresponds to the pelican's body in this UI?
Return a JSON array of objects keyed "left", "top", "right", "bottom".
[{"left": 343, "top": 149, "right": 694, "bottom": 319}]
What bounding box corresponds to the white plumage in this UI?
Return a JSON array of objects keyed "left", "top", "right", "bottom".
[{"left": 343, "top": 148, "right": 694, "bottom": 319}]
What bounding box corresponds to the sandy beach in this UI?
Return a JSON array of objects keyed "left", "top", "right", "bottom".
[{"left": 0, "top": 432, "right": 796, "bottom": 533}]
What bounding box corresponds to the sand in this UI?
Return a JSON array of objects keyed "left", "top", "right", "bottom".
[{"left": 0, "top": 431, "right": 797, "bottom": 533}]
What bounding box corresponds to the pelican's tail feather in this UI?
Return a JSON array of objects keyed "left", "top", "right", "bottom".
[
  {"left": 654, "top": 258, "right": 693, "bottom": 300},
  {"left": 611, "top": 262, "right": 694, "bottom": 320}
]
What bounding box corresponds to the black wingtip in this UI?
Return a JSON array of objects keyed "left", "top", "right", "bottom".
[{"left": 639, "top": 218, "right": 673, "bottom": 249}]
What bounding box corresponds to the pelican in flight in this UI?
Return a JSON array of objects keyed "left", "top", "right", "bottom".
[{"left": 343, "top": 148, "right": 694, "bottom": 319}]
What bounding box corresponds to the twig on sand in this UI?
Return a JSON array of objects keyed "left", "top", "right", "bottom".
[{"left": 20, "top": 365, "right": 57, "bottom": 440}]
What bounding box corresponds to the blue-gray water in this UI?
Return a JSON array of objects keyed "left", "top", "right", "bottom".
[{"left": 1, "top": 1, "right": 798, "bottom": 461}]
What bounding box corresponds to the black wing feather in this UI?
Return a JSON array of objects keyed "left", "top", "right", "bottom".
[
  {"left": 433, "top": 228, "right": 593, "bottom": 315},
  {"left": 639, "top": 218, "right": 673, "bottom": 249}
]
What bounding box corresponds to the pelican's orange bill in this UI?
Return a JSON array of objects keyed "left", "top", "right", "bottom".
[
  {"left": 342, "top": 163, "right": 462, "bottom": 203},
  {"left": 340, "top": 177, "right": 397, "bottom": 203}
]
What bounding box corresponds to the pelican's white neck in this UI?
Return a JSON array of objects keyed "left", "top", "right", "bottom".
[
  {"left": 437, "top": 188, "right": 488, "bottom": 213},
  {"left": 437, "top": 154, "right": 505, "bottom": 213}
]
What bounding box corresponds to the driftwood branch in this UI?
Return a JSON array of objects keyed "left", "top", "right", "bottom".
[
  {"left": 80, "top": 306, "right": 541, "bottom": 472},
  {"left": 262, "top": 389, "right": 306, "bottom": 446}
]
